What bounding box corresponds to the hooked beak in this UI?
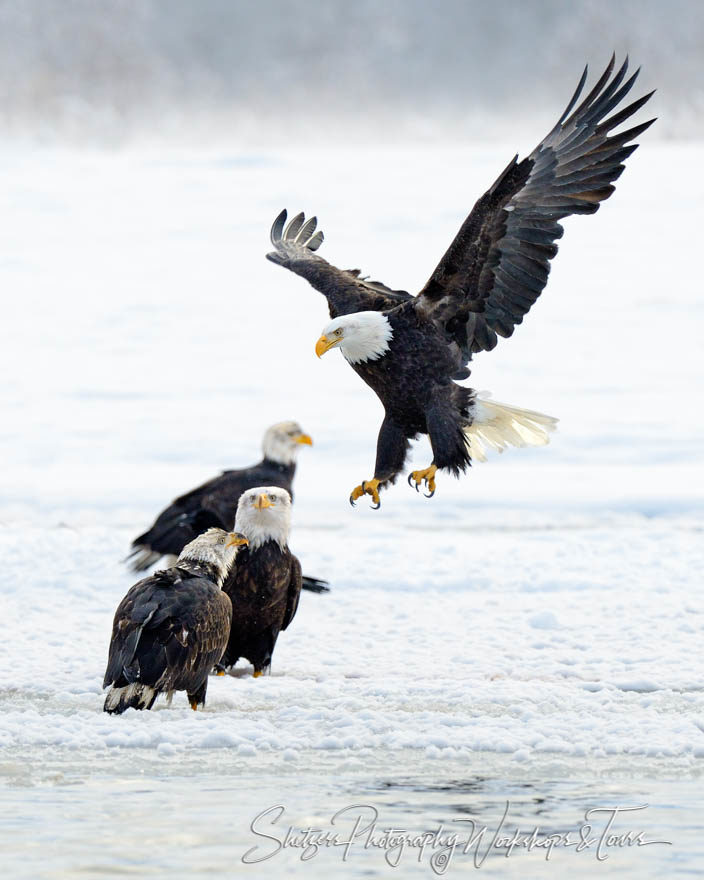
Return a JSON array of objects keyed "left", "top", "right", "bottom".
[
  {"left": 315, "top": 334, "right": 340, "bottom": 358},
  {"left": 254, "top": 494, "right": 273, "bottom": 510},
  {"left": 226, "top": 532, "right": 249, "bottom": 548},
  {"left": 294, "top": 432, "right": 313, "bottom": 446}
]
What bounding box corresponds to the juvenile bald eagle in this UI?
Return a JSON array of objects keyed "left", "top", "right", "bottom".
[
  {"left": 266, "top": 57, "right": 654, "bottom": 506},
  {"left": 103, "top": 528, "right": 248, "bottom": 713},
  {"left": 126, "top": 421, "right": 327, "bottom": 592},
  {"left": 219, "top": 488, "right": 302, "bottom": 677}
]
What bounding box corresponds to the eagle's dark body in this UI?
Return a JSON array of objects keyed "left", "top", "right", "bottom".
[
  {"left": 129, "top": 459, "right": 295, "bottom": 566},
  {"left": 103, "top": 562, "right": 231, "bottom": 713},
  {"left": 220, "top": 541, "right": 302, "bottom": 674},
  {"left": 267, "top": 57, "right": 654, "bottom": 492},
  {"left": 352, "top": 307, "right": 473, "bottom": 482}
]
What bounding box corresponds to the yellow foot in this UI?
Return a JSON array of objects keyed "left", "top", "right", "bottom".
[
  {"left": 349, "top": 478, "right": 382, "bottom": 509},
  {"left": 215, "top": 670, "right": 225, "bottom": 677},
  {"left": 407, "top": 465, "right": 438, "bottom": 498},
  {"left": 189, "top": 700, "right": 198, "bottom": 711},
  {"left": 253, "top": 670, "right": 263, "bottom": 678}
]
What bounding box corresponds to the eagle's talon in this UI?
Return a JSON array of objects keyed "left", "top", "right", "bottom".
[
  {"left": 409, "top": 465, "right": 438, "bottom": 498},
  {"left": 349, "top": 479, "right": 381, "bottom": 509}
]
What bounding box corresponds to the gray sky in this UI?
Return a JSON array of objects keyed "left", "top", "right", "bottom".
[{"left": 0, "top": 0, "right": 699, "bottom": 144}]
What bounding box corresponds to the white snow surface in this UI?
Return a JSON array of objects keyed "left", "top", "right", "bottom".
[{"left": 1, "top": 141, "right": 703, "bottom": 775}]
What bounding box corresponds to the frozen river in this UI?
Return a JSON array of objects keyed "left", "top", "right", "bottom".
[
  {"left": 2, "top": 750, "right": 702, "bottom": 877},
  {"left": 1, "top": 141, "right": 703, "bottom": 875}
]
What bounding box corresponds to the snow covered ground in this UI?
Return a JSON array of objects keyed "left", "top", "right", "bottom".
[{"left": 1, "top": 140, "right": 703, "bottom": 877}]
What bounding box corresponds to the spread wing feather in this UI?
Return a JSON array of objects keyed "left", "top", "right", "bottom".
[
  {"left": 416, "top": 55, "right": 655, "bottom": 359},
  {"left": 267, "top": 209, "right": 412, "bottom": 318}
]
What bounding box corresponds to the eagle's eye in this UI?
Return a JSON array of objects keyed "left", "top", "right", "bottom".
[
  {"left": 270, "top": 494, "right": 277, "bottom": 503},
  {"left": 334, "top": 329, "right": 343, "bottom": 337}
]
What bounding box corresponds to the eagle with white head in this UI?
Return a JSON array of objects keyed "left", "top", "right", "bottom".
[
  {"left": 267, "top": 57, "right": 654, "bottom": 507},
  {"left": 219, "top": 487, "right": 302, "bottom": 677}
]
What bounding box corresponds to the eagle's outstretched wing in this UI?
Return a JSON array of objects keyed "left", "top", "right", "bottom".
[
  {"left": 415, "top": 56, "right": 655, "bottom": 360},
  {"left": 266, "top": 209, "right": 411, "bottom": 318}
]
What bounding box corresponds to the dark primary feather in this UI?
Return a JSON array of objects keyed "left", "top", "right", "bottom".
[
  {"left": 266, "top": 59, "right": 653, "bottom": 360},
  {"left": 267, "top": 209, "right": 412, "bottom": 317},
  {"left": 416, "top": 55, "right": 655, "bottom": 359}
]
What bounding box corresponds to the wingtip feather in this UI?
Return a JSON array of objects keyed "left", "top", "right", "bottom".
[{"left": 270, "top": 209, "right": 287, "bottom": 245}]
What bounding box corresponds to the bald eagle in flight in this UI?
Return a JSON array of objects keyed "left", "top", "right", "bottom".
[
  {"left": 219, "top": 487, "right": 302, "bottom": 677},
  {"left": 266, "top": 57, "right": 654, "bottom": 506},
  {"left": 103, "top": 528, "right": 248, "bottom": 713},
  {"left": 126, "top": 421, "right": 327, "bottom": 592}
]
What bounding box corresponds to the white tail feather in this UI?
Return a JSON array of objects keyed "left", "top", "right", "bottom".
[
  {"left": 103, "top": 682, "right": 157, "bottom": 714},
  {"left": 466, "top": 395, "right": 559, "bottom": 463}
]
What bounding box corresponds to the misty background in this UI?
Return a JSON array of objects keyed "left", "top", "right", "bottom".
[{"left": 0, "top": 0, "right": 700, "bottom": 146}]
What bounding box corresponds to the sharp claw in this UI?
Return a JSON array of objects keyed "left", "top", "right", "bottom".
[
  {"left": 349, "top": 495, "right": 356, "bottom": 507},
  {"left": 424, "top": 489, "right": 435, "bottom": 499},
  {"left": 371, "top": 500, "right": 381, "bottom": 510},
  {"left": 407, "top": 473, "right": 414, "bottom": 487}
]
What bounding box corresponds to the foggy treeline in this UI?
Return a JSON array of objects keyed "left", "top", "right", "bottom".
[{"left": 0, "top": 0, "right": 700, "bottom": 144}]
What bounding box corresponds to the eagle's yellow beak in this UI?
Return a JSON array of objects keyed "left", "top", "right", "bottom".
[
  {"left": 315, "top": 334, "right": 339, "bottom": 358},
  {"left": 226, "top": 532, "right": 249, "bottom": 548},
  {"left": 294, "top": 432, "right": 313, "bottom": 446},
  {"left": 254, "top": 493, "right": 273, "bottom": 510}
]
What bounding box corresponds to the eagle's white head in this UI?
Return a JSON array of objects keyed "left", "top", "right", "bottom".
[
  {"left": 262, "top": 420, "right": 312, "bottom": 465},
  {"left": 177, "top": 528, "right": 248, "bottom": 584},
  {"left": 235, "top": 487, "right": 292, "bottom": 550},
  {"left": 315, "top": 311, "right": 393, "bottom": 364}
]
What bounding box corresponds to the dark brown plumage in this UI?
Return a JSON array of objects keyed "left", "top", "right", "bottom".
[
  {"left": 266, "top": 57, "right": 654, "bottom": 505},
  {"left": 219, "top": 488, "right": 302, "bottom": 676},
  {"left": 104, "top": 529, "right": 247, "bottom": 713}
]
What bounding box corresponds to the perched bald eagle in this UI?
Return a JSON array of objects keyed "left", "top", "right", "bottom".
[
  {"left": 126, "top": 421, "right": 327, "bottom": 592},
  {"left": 267, "top": 57, "right": 654, "bottom": 506},
  {"left": 103, "top": 528, "right": 248, "bottom": 713},
  {"left": 219, "top": 488, "right": 302, "bottom": 677}
]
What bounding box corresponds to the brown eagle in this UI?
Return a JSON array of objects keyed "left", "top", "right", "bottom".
[
  {"left": 103, "top": 528, "right": 248, "bottom": 713},
  {"left": 266, "top": 57, "right": 654, "bottom": 507},
  {"left": 219, "top": 487, "right": 302, "bottom": 677}
]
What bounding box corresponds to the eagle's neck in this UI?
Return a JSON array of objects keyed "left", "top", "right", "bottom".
[
  {"left": 176, "top": 558, "right": 228, "bottom": 587},
  {"left": 235, "top": 508, "right": 291, "bottom": 551},
  {"left": 261, "top": 457, "right": 296, "bottom": 478},
  {"left": 340, "top": 312, "right": 393, "bottom": 364},
  {"left": 262, "top": 439, "right": 300, "bottom": 466}
]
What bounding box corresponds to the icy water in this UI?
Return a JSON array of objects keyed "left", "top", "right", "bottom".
[{"left": 2, "top": 751, "right": 701, "bottom": 878}]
